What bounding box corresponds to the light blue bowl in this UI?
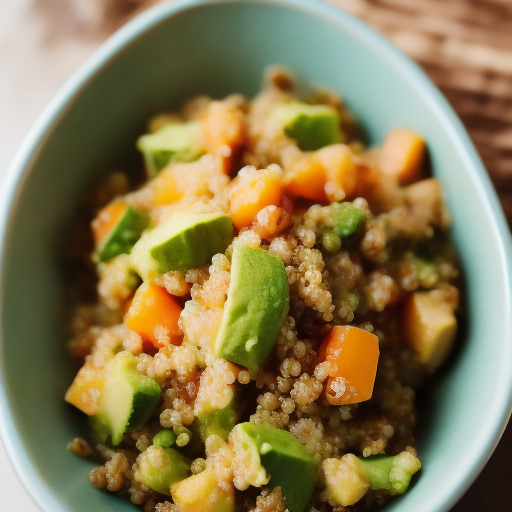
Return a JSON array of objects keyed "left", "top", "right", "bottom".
[{"left": 1, "top": 1, "right": 511, "bottom": 511}]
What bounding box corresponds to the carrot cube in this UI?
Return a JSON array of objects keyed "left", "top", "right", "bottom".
[
  {"left": 317, "top": 326, "right": 379, "bottom": 405},
  {"left": 124, "top": 283, "right": 183, "bottom": 349}
]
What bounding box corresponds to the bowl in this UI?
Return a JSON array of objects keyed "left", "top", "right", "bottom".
[{"left": 1, "top": 0, "right": 511, "bottom": 511}]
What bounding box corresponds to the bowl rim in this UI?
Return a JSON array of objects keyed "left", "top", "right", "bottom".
[{"left": 1, "top": 0, "right": 511, "bottom": 511}]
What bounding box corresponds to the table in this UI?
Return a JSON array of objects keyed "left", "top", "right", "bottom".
[{"left": 0, "top": 1, "right": 510, "bottom": 511}]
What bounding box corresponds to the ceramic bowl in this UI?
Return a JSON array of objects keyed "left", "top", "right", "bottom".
[{"left": 1, "top": 1, "right": 511, "bottom": 511}]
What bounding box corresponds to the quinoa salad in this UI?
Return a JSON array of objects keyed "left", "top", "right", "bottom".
[{"left": 65, "top": 68, "right": 461, "bottom": 512}]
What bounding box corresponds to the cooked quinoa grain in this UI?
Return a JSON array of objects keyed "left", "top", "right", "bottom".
[{"left": 65, "top": 70, "right": 461, "bottom": 512}]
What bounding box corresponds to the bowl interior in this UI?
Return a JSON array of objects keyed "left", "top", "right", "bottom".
[{"left": 1, "top": 1, "right": 511, "bottom": 512}]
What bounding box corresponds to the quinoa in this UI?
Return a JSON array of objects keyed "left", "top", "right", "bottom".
[{"left": 65, "top": 70, "right": 461, "bottom": 512}]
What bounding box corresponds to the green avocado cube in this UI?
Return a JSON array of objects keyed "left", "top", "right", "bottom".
[
  {"left": 136, "top": 445, "right": 190, "bottom": 495},
  {"left": 231, "top": 423, "right": 317, "bottom": 512},
  {"left": 215, "top": 245, "right": 289, "bottom": 369},
  {"left": 359, "top": 452, "right": 421, "bottom": 495},
  {"left": 196, "top": 402, "right": 236, "bottom": 442},
  {"left": 331, "top": 202, "right": 365, "bottom": 239},
  {"left": 137, "top": 122, "right": 205, "bottom": 178},
  {"left": 90, "top": 352, "right": 160, "bottom": 446},
  {"left": 271, "top": 101, "right": 341, "bottom": 151},
  {"left": 96, "top": 206, "right": 149, "bottom": 263},
  {"left": 130, "top": 212, "right": 233, "bottom": 281}
]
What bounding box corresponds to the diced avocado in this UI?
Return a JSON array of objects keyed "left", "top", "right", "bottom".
[
  {"left": 137, "top": 122, "right": 204, "bottom": 178},
  {"left": 194, "top": 364, "right": 237, "bottom": 441},
  {"left": 323, "top": 451, "right": 421, "bottom": 506},
  {"left": 171, "top": 468, "right": 235, "bottom": 512},
  {"left": 136, "top": 445, "right": 190, "bottom": 495},
  {"left": 271, "top": 101, "right": 341, "bottom": 151},
  {"left": 215, "top": 246, "right": 289, "bottom": 369},
  {"left": 331, "top": 202, "right": 365, "bottom": 239},
  {"left": 402, "top": 290, "right": 458, "bottom": 370},
  {"left": 196, "top": 403, "right": 236, "bottom": 442},
  {"left": 153, "top": 429, "right": 176, "bottom": 447},
  {"left": 231, "top": 423, "right": 317, "bottom": 512},
  {"left": 96, "top": 206, "right": 149, "bottom": 263},
  {"left": 130, "top": 212, "right": 233, "bottom": 281},
  {"left": 360, "top": 452, "right": 421, "bottom": 495},
  {"left": 90, "top": 352, "right": 160, "bottom": 446}
]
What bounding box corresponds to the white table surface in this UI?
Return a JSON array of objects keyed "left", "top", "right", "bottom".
[{"left": 0, "top": 2, "right": 102, "bottom": 510}]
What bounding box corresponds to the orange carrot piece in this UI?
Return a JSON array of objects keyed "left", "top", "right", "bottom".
[
  {"left": 229, "top": 169, "right": 282, "bottom": 230},
  {"left": 124, "top": 283, "right": 183, "bottom": 349},
  {"left": 283, "top": 156, "right": 327, "bottom": 201},
  {"left": 283, "top": 145, "right": 358, "bottom": 202},
  {"left": 91, "top": 202, "right": 126, "bottom": 247},
  {"left": 317, "top": 326, "right": 379, "bottom": 405},
  {"left": 65, "top": 360, "right": 106, "bottom": 416},
  {"left": 380, "top": 129, "right": 426, "bottom": 184},
  {"left": 202, "top": 101, "right": 245, "bottom": 175},
  {"left": 150, "top": 167, "right": 184, "bottom": 206}
]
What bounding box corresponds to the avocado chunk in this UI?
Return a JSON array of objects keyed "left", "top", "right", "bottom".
[
  {"left": 194, "top": 364, "right": 237, "bottom": 441},
  {"left": 136, "top": 445, "right": 190, "bottom": 495},
  {"left": 215, "top": 245, "right": 289, "bottom": 369},
  {"left": 171, "top": 468, "right": 235, "bottom": 512},
  {"left": 360, "top": 452, "right": 421, "bottom": 494},
  {"left": 331, "top": 202, "right": 365, "bottom": 238},
  {"left": 96, "top": 206, "right": 149, "bottom": 263},
  {"left": 130, "top": 212, "right": 233, "bottom": 281},
  {"left": 137, "top": 122, "right": 204, "bottom": 178},
  {"left": 323, "top": 451, "right": 421, "bottom": 506},
  {"left": 153, "top": 429, "right": 176, "bottom": 447},
  {"left": 231, "top": 423, "right": 317, "bottom": 512},
  {"left": 271, "top": 101, "right": 341, "bottom": 151},
  {"left": 196, "top": 405, "right": 236, "bottom": 442},
  {"left": 90, "top": 352, "right": 160, "bottom": 446}
]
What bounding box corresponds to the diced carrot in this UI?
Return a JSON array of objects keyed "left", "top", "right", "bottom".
[
  {"left": 65, "top": 359, "right": 106, "bottom": 415},
  {"left": 202, "top": 101, "right": 245, "bottom": 175},
  {"left": 229, "top": 168, "right": 282, "bottom": 230},
  {"left": 91, "top": 202, "right": 126, "bottom": 247},
  {"left": 380, "top": 129, "right": 426, "bottom": 184},
  {"left": 317, "top": 326, "right": 379, "bottom": 405},
  {"left": 283, "top": 154, "right": 327, "bottom": 201},
  {"left": 148, "top": 159, "right": 225, "bottom": 206},
  {"left": 150, "top": 168, "right": 183, "bottom": 206},
  {"left": 283, "top": 145, "right": 358, "bottom": 202},
  {"left": 124, "top": 283, "right": 183, "bottom": 349}
]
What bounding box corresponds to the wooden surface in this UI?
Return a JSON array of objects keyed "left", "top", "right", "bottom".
[
  {"left": 91, "top": 2, "right": 512, "bottom": 510},
  {"left": 0, "top": 1, "right": 510, "bottom": 511}
]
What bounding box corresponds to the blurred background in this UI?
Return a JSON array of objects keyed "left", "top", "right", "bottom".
[{"left": 0, "top": 0, "right": 510, "bottom": 511}]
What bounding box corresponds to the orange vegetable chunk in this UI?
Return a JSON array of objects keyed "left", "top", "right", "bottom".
[
  {"left": 65, "top": 359, "right": 106, "bottom": 416},
  {"left": 317, "top": 325, "right": 380, "bottom": 405},
  {"left": 202, "top": 100, "right": 245, "bottom": 175},
  {"left": 283, "top": 145, "right": 357, "bottom": 202},
  {"left": 91, "top": 202, "right": 127, "bottom": 247},
  {"left": 380, "top": 129, "right": 426, "bottom": 184},
  {"left": 124, "top": 283, "right": 183, "bottom": 349},
  {"left": 229, "top": 168, "right": 282, "bottom": 230}
]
